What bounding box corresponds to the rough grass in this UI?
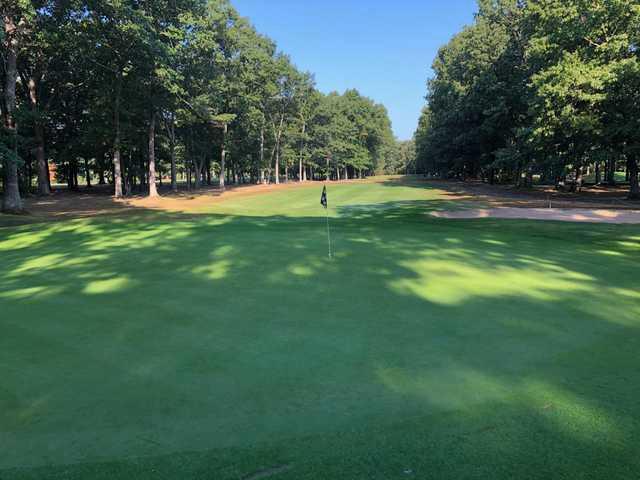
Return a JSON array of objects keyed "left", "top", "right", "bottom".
[{"left": 1, "top": 178, "right": 639, "bottom": 479}]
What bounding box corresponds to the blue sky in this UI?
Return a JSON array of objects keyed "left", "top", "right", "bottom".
[{"left": 232, "top": 0, "right": 478, "bottom": 140}]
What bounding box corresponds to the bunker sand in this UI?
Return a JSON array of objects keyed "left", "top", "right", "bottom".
[{"left": 431, "top": 207, "right": 640, "bottom": 224}]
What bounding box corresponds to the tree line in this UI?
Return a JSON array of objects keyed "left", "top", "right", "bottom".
[
  {"left": 1, "top": 0, "right": 410, "bottom": 214},
  {"left": 414, "top": 0, "right": 640, "bottom": 199}
]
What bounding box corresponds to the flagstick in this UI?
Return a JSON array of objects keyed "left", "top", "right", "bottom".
[{"left": 325, "top": 206, "right": 332, "bottom": 259}]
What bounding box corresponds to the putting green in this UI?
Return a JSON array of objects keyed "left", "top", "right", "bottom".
[{"left": 1, "top": 178, "right": 639, "bottom": 479}]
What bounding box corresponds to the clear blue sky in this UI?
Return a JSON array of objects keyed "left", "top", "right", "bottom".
[{"left": 232, "top": 0, "right": 478, "bottom": 140}]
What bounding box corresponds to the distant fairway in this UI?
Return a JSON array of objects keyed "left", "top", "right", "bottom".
[{"left": 1, "top": 178, "right": 639, "bottom": 479}]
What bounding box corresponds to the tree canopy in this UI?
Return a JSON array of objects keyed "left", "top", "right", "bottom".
[
  {"left": 1, "top": 0, "right": 403, "bottom": 211},
  {"left": 415, "top": 0, "right": 640, "bottom": 199}
]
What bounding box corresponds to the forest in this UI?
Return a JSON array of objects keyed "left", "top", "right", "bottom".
[
  {"left": 0, "top": 0, "right": 408, "bottom": 214},
  {"left": 414, "top": 0, "right": 640, "bottom": 199}
]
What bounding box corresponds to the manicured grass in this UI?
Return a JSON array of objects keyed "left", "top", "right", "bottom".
[{"left": 1, "top": 178, "right": 639, "bottom": 479}]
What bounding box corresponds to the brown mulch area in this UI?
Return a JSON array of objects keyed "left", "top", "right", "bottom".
[
  {"left": 0, "top": 180, "right": 368, "bottom": 227},
  {"left": 1, "top": 177, "right": 638, "bottom": 227},
  {"left": 425, "top": 179, "right": 639, "bottom": 209}
]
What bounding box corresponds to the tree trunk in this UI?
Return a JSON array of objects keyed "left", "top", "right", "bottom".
[
  {"left": 299, "top": 122, "right": 306, "bottom": 182},
  {"left": 514, "top": 162, "right": 522, "bottom": 187},
  {"left": 628, "top": 158, "right": 639, "bottom": 200},
  {"left": 606, "top": 158, "right": 616, "bottom": 185},
  {"left": 25, "top": 149, "right": 33, "bottom": 192},
  {"left": 97, "top": 151, "right": 106, "bottom": 185},
  {"left": 1, "top": 14, "right": 23, "bottom": 213},
  {"left": 326, "top": 155, "right": 330, "bottom": 181},
  {"left": 73, "top": 162, "right": 78, "bottom": 189},
  {"left": 575, "top": 165, "right": 583, "bottom": 192},
  {"left": 113, "top": 74, "right": 123, "bottom": 198},
  {"left": 274, "top": 139, "right": 280, "bottom": 185},
  {"left": 148, "top": 112, "right": 158, "bottom": 197},
  {"left": 84, "top": 158, "right": 91, "bottom": 187},
  {"left": 163, "top": 112, "right": 177, "bottom": 192},
  {"left": 595, "top": 161, "right": 601, "bottom": 184},
  {"left": 170, "top": 145, "right": 177, "bottom": 192},
  {"left": 259, "top": 125, "right": 265, "bottom": 184},
  {"left": 194, "top": 160, "right": 202, "bottom": 189},
  {"left": 219, "top": 123, "right": 227, "bottom": 190},
  {"left": 66, "top": 162, "right": 72, "bottom": 190},
  {"left": 34, "top": 122, "right": 50, "bottom": 195},
  {"left": 68, "top": 160, "right": 79, "bottom": 191},
  {"left": 272, "top": 114, "right": 285, "bottom": 185},
  {"left": 27, "top": 78, "right": 51, "bottom": 195},
  {"left": 124, "top": 152, "right": 131, "bottom": 196}
]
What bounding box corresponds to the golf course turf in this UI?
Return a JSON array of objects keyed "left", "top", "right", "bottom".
[{"left": 1, "top": 178, "right": 639, "bottom": 479}]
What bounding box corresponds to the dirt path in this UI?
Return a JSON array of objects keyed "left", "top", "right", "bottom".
[{"left": 431, "top": 207, "right": 640, "bottom": 224}]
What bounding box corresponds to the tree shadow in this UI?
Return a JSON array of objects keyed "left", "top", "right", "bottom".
[{"left": 0, "top": 204, "right": 639, "bottom": 479}]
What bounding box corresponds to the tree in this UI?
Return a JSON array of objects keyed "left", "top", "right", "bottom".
[
  {"left": 385, "top": 140, "right": 416, "bottom": 174},
  {"left": 415, "top": 0, "right": 640, "bottom": 199},
  {"left": 1, "top": 2, "right": 32, "bottom": 212},
  {"left": 16, "top": 1, "right": 58, "bottom": 195},
  {"left": 264, "top": 55, "right": 300, "bottom": 184},
  {"left": 306, "top": 90, "right": 393, "bottom": 180},
  {"left": 0, "top": 0, "right": 397, "bottom": 211},
  {"left": 292, "top": 73, "right": 318, "bottom": 182}
]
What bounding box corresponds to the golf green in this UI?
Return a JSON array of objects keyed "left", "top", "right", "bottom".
[{"left": 1, "top": 178, "right": 639, "bottom": 479}]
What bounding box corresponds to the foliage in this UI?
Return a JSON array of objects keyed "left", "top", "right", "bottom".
[
  {"left": 1, "top": 0, "right": 397, "bottom": 200},
  {"left": 415, "top": 0, "right": 640, "bottom": 197}
]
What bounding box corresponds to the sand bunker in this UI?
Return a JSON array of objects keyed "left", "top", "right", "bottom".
[{"left": 431, "top": 207, "right": 640, "bottom": 224}]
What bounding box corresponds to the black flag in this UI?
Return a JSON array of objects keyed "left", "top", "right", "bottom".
[{"left": 320, "top": 185, "right": 327, "bottom": 208}]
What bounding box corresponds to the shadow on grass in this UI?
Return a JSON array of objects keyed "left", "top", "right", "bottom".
[{"left": 0, "top": 203, "right": 639, "bottom": 479}]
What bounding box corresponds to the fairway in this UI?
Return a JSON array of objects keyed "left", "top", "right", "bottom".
[{"left": 1, "top": 178, "right": 639, "bottom": 479}]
